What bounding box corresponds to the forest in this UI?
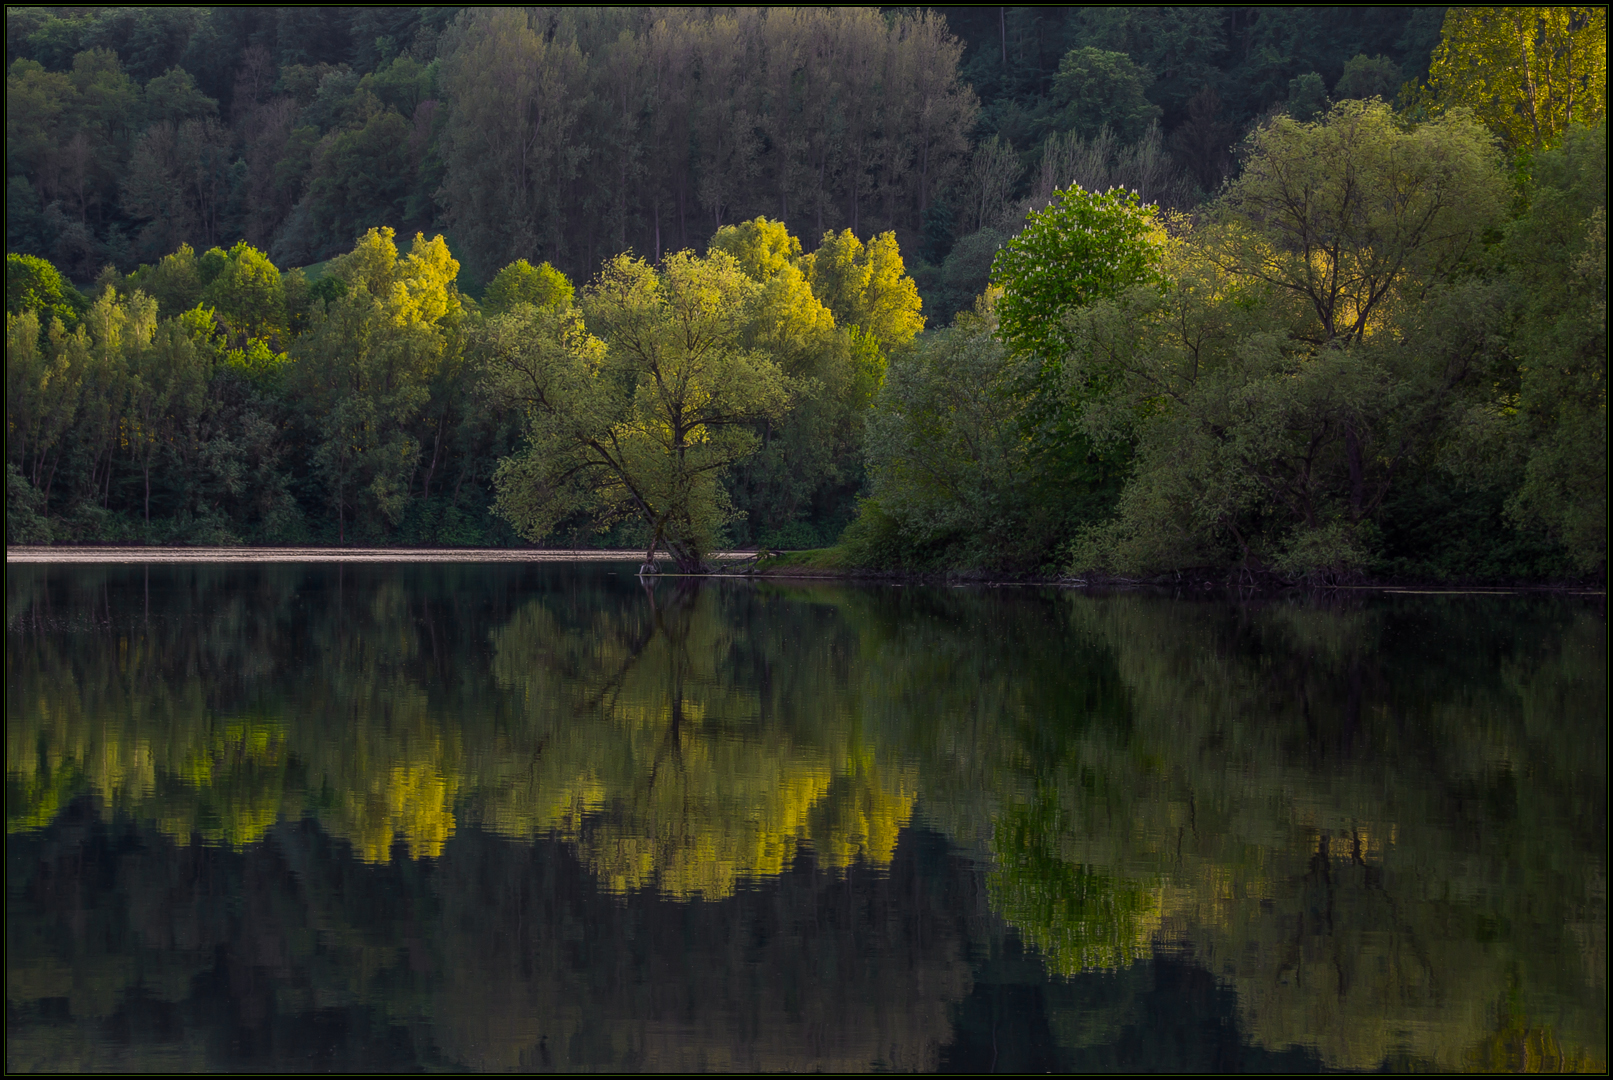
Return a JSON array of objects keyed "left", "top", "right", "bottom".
[{"left": 4, "top": 6, "right": 1607, "bottom": 581}]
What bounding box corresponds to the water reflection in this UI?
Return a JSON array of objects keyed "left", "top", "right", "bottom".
[
  {"left": 5, "top": 564, "right": 1606, "bottom": 1071},
  {"left": 482, "top": 580, "right": 916, "bottom": 897}
]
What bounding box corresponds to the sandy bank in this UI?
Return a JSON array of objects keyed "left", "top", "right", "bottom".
[{"left": 5, "top": 546, "right": 757, "bottom": 564}]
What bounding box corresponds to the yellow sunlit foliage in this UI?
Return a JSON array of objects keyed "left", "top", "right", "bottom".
[
  {"left": 5, "top": 669, "right": 158, "bottom": 828},
  {"left": 1465, "top": 1005, "right": 1608, "bottom": 1073},
  {"left": 1427, "top": 7, "right": 1607, "bottom": 151},
  {"left": 578, "top": 738, "right": 836, "bottom": 898},
  {"left": 327, "top": 227, "right": 464, "bottom": 329},
  {"left": 803, "top": 229, "right": 925, "bottom": 351}
]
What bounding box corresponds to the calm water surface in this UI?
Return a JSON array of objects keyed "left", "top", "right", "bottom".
[{"left": 5, "top": 563, "right": 1606, "bottom": 1072}]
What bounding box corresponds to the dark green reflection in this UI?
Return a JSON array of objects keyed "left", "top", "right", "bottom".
[
  {"left": 5, "top": 565, "right": 1606, "bottom": 1071},
  {"left": 977, "top": 594, "right": 1607, "bottom": 1070}
]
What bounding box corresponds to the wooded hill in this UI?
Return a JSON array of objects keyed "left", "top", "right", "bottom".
[{"left": 7, "top": 7, "right": 1448, "bottom": 304}]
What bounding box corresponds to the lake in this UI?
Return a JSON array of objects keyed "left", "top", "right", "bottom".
[{"left": 5, "top": 561, "right": 1606, "bottom": 1072}]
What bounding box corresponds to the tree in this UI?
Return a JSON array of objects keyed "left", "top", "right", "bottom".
[
  {"left": 1050, "top": 47, "right": 1162, "bottom": 141},
  {"left": 436, "top": 8, "right": 588, "bottom": 283},
  {"left": 5, "top": 61, "right": 76, "bottom": 197},
  {"left": 1032, "top": 122, "right": 1196, "bottom": 213},
  {"left": 1334, "top": 53, "right": 1400, "bottom": 100},
  {"left": 930, "top": 227, "right": 1005, "bottom": 327},
  {"left": 947, "top": 186, "right": 1167, "bottom": 565},
  {"left": 1503, "top": 122, "right": 1607, "bottom": 573},
  {"left": 710, "top": 217, "right": 838, "bottom": 368},
  {"left": 291, "top": 227, "right": 463, "bottom": 541},
  {"left": 124, "top": 242, "right": 202, "bottom": 318},
  {"left": 121, "top": 117, "right": 236, "bottom": 256},
  {"left": 1285, "top": 71, "right": 1328, "bottom": 121},
  {"left": 689, "top": 11, "right": 761, "bottom": 234},
  {"left": 1165, "top": 84, "right": 1236, "bottom": 195},
  {"left": 293, "top": 106, "right": 416, "bottom": 257},
  {"left": 1065, "top": 102, "right": 1511, "bottom": 578},
  {"left": 990, "top": 185, "right": 1165, "bottom": 369},
  {"left": 958, "top": 134, "right": 1022, "bottom": 233},
  {"left": 1215, "top": 100, "right": 1505, "bottom": 349},
  {"left": 126, "top": 314, "right": 207, "bottom": 523},
  {"left": 200, "top": 240, "right": 285, "bottom": 347},
  {"left": 852, "top": 299, "right": 1036, "bottom": 567},
  {"left": 73, "top": 287, "right": 153, "bottom": 516},
  {"left": 588, "top": 23, "right": 650, "bottom": 254},
  {"left": 142, "top": 65, "right": 218, "bottom": 125},
  {"left": 803, "top": 229, "right": 924, "bottom": 353},
  {"left": 5, "top": 309, "right": 82, "bottom": 506},
  {"left": 825, "top": 7, "right": 891, "bottom": 239},
  {"left": 1063, "top": 7, "right": 1226, "bottom": 124},
  {"left": 710, "top": 217, "right": 860, "bottom": 546},
  {"left": 487, "top": 250, "right": 792, "bottom": 572},
  {"left": 5, "top": 252, "right": 86, "bottom": 330},
  {"left": 1426, "top": 7, "right": 1607, "bottom": 151},
  {"left": 881, "top": 10, "right": 977, "bottom": 231},
  {"left": 482, "top": 259, "right": 573, "bottom": 316}
]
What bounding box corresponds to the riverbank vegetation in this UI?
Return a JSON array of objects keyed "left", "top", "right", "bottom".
[{"left": 5, "top": 7, "right": 1606, "bottom": 582}]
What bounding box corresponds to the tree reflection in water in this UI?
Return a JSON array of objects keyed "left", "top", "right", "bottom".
[
  {"left": 480, "top": 578, "right": 916, "bottom": 898},
  {"left": 5, "top": 563, "right": 1606, "bottom": 1071}
]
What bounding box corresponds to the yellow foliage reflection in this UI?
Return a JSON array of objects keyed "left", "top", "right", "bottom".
[
  {"left": 5, "top": 566, "right": 1604, "bottom": 1072},
  {"left": 484, "top": 586, "right": 916, "bottom": 898},
  {"left": 5, "top": 593, "right": 464, "bottom": 863},
  {"left": 5, "top": 572, "right": 916, "bottom": 894}
]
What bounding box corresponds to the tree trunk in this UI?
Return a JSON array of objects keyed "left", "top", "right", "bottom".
[
  {"left": 43, "top": 450, "right": 60, "bottom": 509},
  {"left": 1345, "top": 425, "right": 1364, "bottom": 523},
  {"left": 677, "top": 184, "right": 688, "bottom": 250},
  {"left": 423, "top": 414, "right": 445, "bottom": 501},
  {"left": 851, "top": 152, "right": 859, "bottom": 236},
  {"left": 816, "top": 155, "right": 826, "bottom": 236},
  {"left": 667, "top": 536, "right": 705, "bottom": 574},
  {"left": 641, "top": 518, "right": 664, "bottom": 575}
]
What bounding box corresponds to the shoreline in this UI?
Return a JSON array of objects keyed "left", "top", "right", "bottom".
[
  {"left": 4, "top": 545, "right": 1602, "bottom": 595},
  {"left": 3, "top": 545, "right": 753, "bottom": 564}
]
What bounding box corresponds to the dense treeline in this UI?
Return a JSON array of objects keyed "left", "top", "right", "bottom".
[
  {"left": 5, "top": 6, "right": 1608, "bottom": 580},
  {"left": 7, "top": 231, "right": 513, "bottom": 546},
  {"left": 7, "top": 7, "right": 1449, "bottom": 303},
  {"left": 856, "top": 110, "right": 1607, "bottom": 580},
  {"left": 4, "top": 216, "right": 918, "bottom": 551},
  {"left": 852, "top": 7, "right": 1607, "bottom": 581},
  {"left": 6, "top": 6, "right": 975, "bottom": 289}
]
